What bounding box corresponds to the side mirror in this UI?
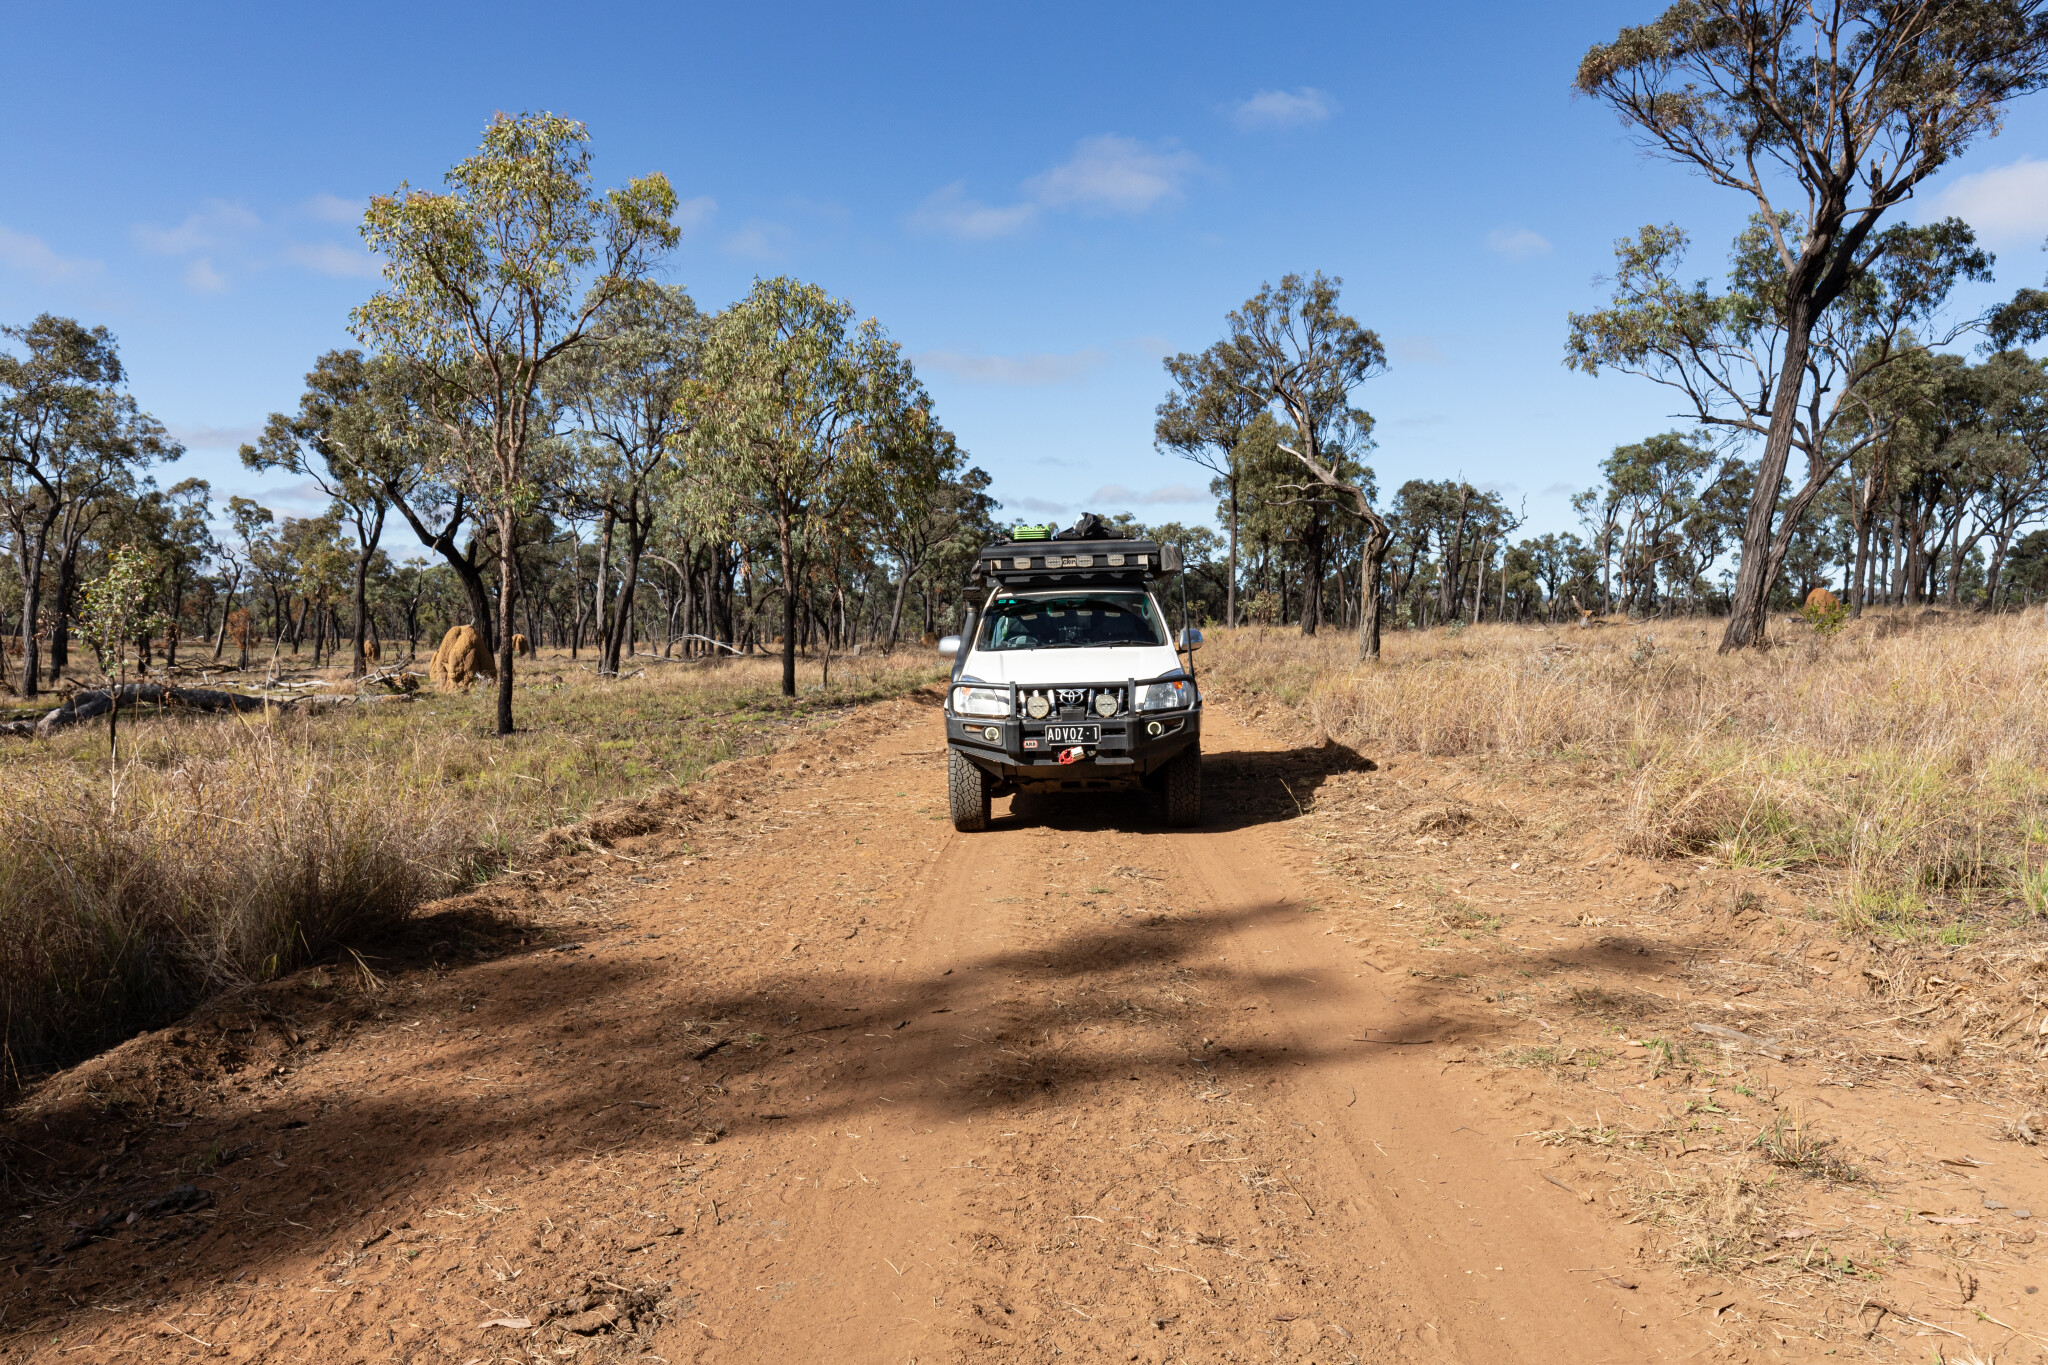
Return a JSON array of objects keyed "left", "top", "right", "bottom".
[
  {"left": 1178, "top": 627, "right": 1204, "bottom": 652},
  {"left": 936, "top": 635, "right": 962, "bottom": 658}
]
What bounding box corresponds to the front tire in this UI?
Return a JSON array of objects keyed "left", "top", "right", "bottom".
[
  {"left": 948, "top": 749, "right": 992, "bottom": 832},
  {"left": 1163, "top": 743, "right": 1202, "bottom": 827}
]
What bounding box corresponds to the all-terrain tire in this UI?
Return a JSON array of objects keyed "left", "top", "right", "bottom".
[
  {"left": 1163, "top": 743, "right": 1202, "bottom": 827},
  {"left": 948, "top": 748, "right": 992, "bottom": 832}
]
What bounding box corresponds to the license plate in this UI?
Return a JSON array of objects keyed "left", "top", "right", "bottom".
[{"left": 1042, "top": 724, "right": 1100, "bottom": 744}]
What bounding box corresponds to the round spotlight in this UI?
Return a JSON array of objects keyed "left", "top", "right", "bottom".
[
  {"left": 1092, "top": 691, "right": 1119, "bottom": 718},
  {"left": 1025, "top": 691, "right": 1050, "bottom": 719},
  {"left": 1147, "top": 720, "right": 1164, "bottom": 737},
  {"left": 982, "top": 725, "right": 1001, "bottom": 743}
]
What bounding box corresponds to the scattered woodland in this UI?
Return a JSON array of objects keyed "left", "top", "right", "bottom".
[
  {"left": 11, "top": 8, "right": 2048, "bottom": 1359},
  {"left": 5, "top": 4, "right": 2048, "bottom": 1101}
]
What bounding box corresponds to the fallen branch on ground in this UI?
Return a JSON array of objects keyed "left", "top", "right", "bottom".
[{"left": 0, "top": 684, "right": 415, "bottom": 738}]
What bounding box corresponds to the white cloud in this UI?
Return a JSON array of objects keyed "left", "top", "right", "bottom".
[
  {"left": 1090, "top": 483, "right": 1207, "bottom": 506},
  {"left": 1012, "top": 496, "right": 1069, "bottom": 515},
  {"left": 911, "top": 135, "right": 1200, "bottom": 241},
  {"left": 134, "top": 200, "right": 263, "bottom": 256},
  {"left": 135, "top": 198, "right": 383, "bottom": 287},
  {"left": 916, "top": 347, "right": 1108, "bottom": 385},
  {"left": 245, "top": 477, "right": 333, "bottom": 517},
  {"left": 281, "top": 242, "right": 381, "bottom": 279},
  {"left": 1933, "top": 157, "right": 2048, "bottom": 244},
  {"left": 1228, "top": 87, "right": 1337, "bottom": 131},
  {"left": 1130, "top": 333, "right": 1174, "bottom": 359},
  {"left": 184, "top": 258, "right": 227, "bottom": 293},
  {"left": 675, "top": 195, "right": 718, "bottom": 232},
  {"left": 167, "top": 420, "right": 262, "bottom": 450},
  {"left": 1485, "top": 227, "right": 1552, "bottom": 260},
  {"left": 1026, "top": 135, "right": 1197, "bottom": 215},
  {"left": 1541, "top": 481, "right": 1577, "bottom": 497},
  {"left": 303, "top": 192, "right": 362, "bottom": 224},
  {"left": 722, "top": 220, "right": 793, "bottom": 261},
  {"left": 0, "top": 225, "right": 103, "bottom": 282},
  {"left": 1390, "top": 333, "right": 1450, "bottom": 366},
  {"left": 908, "top": 183, "right": 1040, "bottom": 240}
]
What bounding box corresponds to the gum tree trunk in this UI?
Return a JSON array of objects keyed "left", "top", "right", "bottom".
[{"left": 1721, "top": 300, "right": 1814, "bottom": 651}]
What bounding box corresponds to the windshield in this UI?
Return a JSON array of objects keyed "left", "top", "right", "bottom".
[{"left": 976, "top": 591, "right": 1166, "bottom": 651}]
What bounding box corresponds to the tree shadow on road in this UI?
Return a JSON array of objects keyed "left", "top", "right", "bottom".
[
  {"left": 1002, "top": 736, "right": 1376, "bottom": 835},
  {"left": 0, "top": 877, "right": 1491, "bottom": 1321}
]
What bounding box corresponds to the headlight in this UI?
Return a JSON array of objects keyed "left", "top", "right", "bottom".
[
  {"left": 950, "top": 685, "right": 1010, "bottom": 717},
  {"left": 1137, "top": 679, "right": 1193, "bottom": 711},
  {"left": 1025, "top": 691, "right": 1051, "bottom": 719},
  {"left": 1092, "top": 690, "right": 1120, "bottom": 718}
]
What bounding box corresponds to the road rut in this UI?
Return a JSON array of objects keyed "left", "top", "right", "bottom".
[{"left": 5, "top": 694, "right": 1708, "bottom": 1363}]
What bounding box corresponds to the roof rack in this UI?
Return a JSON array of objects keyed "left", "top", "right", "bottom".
[{"left": 971, "top": 536, "right": 1183, "bottom": 588}]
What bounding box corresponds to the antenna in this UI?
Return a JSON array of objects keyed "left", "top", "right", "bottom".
[{"left": 1177, "top": 544, "right": 1197, "bottom": 689}]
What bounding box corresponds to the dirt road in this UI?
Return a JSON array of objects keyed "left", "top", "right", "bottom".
[{"left": 0, "top": 695, "right": 1914, "bottom": 1361}]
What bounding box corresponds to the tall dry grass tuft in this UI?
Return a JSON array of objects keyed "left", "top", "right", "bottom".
[
  {"left": 1201, "top": 611, "right": 2048, "bottom": 933},
  {"left": 0, "top": 720, "right": 475, "bottom": 1082},
  {"left": 0, "top": 649, "right": 947, "bottom": 1087}
]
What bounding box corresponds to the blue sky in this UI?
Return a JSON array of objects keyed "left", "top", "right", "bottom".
[{"left": 5, "top": 1, "right": 2048, "bottom": 544}]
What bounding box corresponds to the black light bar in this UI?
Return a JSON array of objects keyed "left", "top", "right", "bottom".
[{"left": 970, "top": 538, "right": 1178, "bottom": 587}]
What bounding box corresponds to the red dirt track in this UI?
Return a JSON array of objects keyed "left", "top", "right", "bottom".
[{"left": 1, "top": 693, "right": 1857, "bottom": 1362}]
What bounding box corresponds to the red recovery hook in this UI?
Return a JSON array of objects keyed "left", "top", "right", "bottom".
[{"left": 1057, "top": 746, "right": 1087, "bottom": 765}]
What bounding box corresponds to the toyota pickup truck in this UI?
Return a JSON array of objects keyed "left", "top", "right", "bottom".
[{"left": 938, "top": 522, "right": 1203, "bottom": 832}]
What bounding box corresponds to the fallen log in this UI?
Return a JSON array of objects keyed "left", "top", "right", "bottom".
[
  {"left": 0, "top": 678, "right": 424, "bottom": 739},
  {"left": 667, "top": 634, "right": 745, "bottom": 656},
  {"left": 33, "top": 684, "right": 278, "bottom": 736}
]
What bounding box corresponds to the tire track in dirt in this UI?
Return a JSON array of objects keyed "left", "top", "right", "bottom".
[
  {"left": 1164, "top": 716, "right": 1682, "bottom": 1361},
  {"left": 0, "top": 693, "right": 1717, "bottom": 1363},
  {"left": 704, "top": 705, "right": 1696, "bottom": 1363}
]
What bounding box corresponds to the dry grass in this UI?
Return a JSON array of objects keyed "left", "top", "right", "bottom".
[
  {"left": 0, "top": 650, "right": 945, "bottom": 1087},
  {"left": 1200, "top": 609, "right": 2048, "bottom": 935}
]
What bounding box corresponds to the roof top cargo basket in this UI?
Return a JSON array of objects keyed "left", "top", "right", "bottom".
[{"left": 970, "top": 514, "right": 1183, "bottom": 588}]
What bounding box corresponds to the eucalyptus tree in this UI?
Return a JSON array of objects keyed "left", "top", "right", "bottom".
[
  {"left": 556, "top": 283, "right": 704, "bottom": 675},
  {"left": 1389, "top": 479, "right": 1506, "bottom": 625},
  {"left": 1226, "top": 407, "right": 1361, "bottom": 634},
  {"left": 1155, "top": 344, "right": 1266, "bottom": 627},
  {"left": 1524, "top": 532, "right": 1596, "bottom": 622},
  {"left": 1575, "top": 0, "right": 2048, "bottom": 648},
  {"left": 44, "top": 456, "right": 140, "bottom": 678},
  {"left": 681, "top": 277, "right": 915, "bottom": 696},
  {"left": 1599, "top": 431, "right": 1718, "bottom": 612},
  {"left": 1976, "top": 351, "right": 2048, "bottom": 604},
  {"left": 1569, "top": 481, "right": 1626, "bottom": 615},
  {"left": 243, "top": 350, "right": 406, "bottom": 675},
  {"left": 352, "top": 111, "right": 679, "bottom": 734},
  {"left": 1882, "top": 354, "right": 1997, "bottom": 603},
  {"left": 1670, "top": 457, "right": 1753, "bottom": 612},
  {"left": 857, "top": 401, "right": 993, "bottom": 651},
  {"left": 0, "top": 315, "right": 178, "bottom": 694},
  {"left": 214, "top": 496, "right": 273, "bottom": 663},
  {"left": 1569, "top": 215, "right": 1990, "bottom": 636},
  {"left": 277, "top": 512, "right": 352, "bottom": 664},
  {"left": 1212, "top": 272, "right": 1392, "bottom": 658},
  {"left": 356, "top": 356, "right": 498, "bottom": 655},
  {"left": 150, "top": 478, "right": 215, "bottom": 666}
]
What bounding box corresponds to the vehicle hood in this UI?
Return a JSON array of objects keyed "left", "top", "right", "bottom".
[{"left": 960, "top": 645, "right": 1184, "bottom": 688}]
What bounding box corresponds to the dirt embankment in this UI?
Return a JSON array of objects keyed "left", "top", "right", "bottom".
[{"left": 4, "top": 689, "right": 2046, "bottom": 1362}]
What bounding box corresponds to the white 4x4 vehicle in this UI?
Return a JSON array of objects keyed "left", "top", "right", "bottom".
[{"left": 939, "top": 524, "right": 1203, "bottom": 832}]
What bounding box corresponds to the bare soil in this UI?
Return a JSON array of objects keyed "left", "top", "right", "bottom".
[{"left": 7, "top": 689, "right": 2048, "bottom": 1362}]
